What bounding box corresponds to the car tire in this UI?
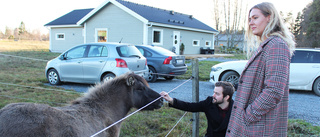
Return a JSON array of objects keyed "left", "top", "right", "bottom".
[
  {"left": 313, "top": 77, "right": 320, "bottom": 96},
  {"left": 146, "top": 67, "right": 157, "bottom": 82},
  {"left": 47, "top": 69, "right": 61, "bottom": 85},
  {"left": 102, "top": 73, "right": 115, "bottom": 83},
  {"left": 221, "top": 71, "right": 239, "bottom": 88},
  {"left": 164, "top": 76, "right": 175, "bottom": 80}
]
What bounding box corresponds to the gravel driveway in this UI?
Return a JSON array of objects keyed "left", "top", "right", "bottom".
[{"left": 55, "top": 78, "right": 320, "bottom": 126}]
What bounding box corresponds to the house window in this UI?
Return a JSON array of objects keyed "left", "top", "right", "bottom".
[
  {"left": 96, "top": 28, "right": 107, "bottom": 42},
  {"left": 56, "top": 33, "right": 65, "bottom": 40},
  {"left": 193, "top": 40, "right": 200, "bottom": 46},
  {"left": 205, "top": 41, "right": 211, "bottom": 47},
  {"left": 152, "top": 29, "right": 163, "bottom": 45}
]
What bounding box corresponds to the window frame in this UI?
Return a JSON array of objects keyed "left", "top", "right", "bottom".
[
  {"left": 56, "top": 33, "right": 65, "bottom": 40},
  {"left": 152, "top": 29, "right": 163, "bottom": 45},
  {"left": 192, "top": 40, "right": 200, "bottom": 46},
  {"left": 95, "top": 28, "right": 108, "bottom": 43},
  {"left": 205, "top": 41, "right": 211, "bottom": 47}
]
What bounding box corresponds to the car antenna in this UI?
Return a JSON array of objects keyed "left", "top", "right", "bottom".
[{"left": 119, "top": 38, "right": 123, "bottom": 43}]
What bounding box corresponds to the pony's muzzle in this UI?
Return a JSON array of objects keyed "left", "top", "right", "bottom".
[{"left": 157, "top": 98, "right": 163, "bottom": 108}]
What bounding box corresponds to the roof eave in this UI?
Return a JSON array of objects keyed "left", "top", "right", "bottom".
[
  {"left": 150, "top": 22, "right": 219, "bottom": 34},
  {"left": 45, "top": 24, "right": 83, "bottom": 28},
  {"left": 77, "top": 0, "right": 148, "bottom": 25}
]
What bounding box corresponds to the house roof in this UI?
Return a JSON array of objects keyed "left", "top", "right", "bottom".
[
  {"left": 45, "top": 8, "right": 93, "bottom": 26},
  {"left": 45, "top": 0, "right": 218, "bottom": 33},
  {"left": 116, "top": 0, "right": 218, "bottom": 32}
]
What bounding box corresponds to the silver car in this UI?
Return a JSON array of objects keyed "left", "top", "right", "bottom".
[
  {"left": 135, "top": 45, "right": 187, "bottom": 82},
  {"left": 45, "top": 43, "right": 148, "bottom": 85}
]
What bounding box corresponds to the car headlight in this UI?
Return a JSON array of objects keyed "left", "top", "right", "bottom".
[{"left": 211, "top": 67, "right": 222, "bottom": 72}]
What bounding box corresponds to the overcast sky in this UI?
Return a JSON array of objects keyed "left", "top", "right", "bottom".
[{"left": 0, "top": 0, "right": 313, "bottom": 34}]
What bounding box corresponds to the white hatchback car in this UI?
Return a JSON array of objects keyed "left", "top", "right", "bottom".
[
  {"left": 46, "top": 43, "right": 148, "bottom": 85},
  {"left": 210, "top": 49, "right": 320, "bottom": 96}
]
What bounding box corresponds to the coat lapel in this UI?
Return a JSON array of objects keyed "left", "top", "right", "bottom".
[{"left": 243, "top": 36, "right": 275, "bottom": 72}]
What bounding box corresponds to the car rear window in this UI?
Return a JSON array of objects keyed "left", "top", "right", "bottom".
[
  {"left": 291, "top": 50, "right": 320, "bottom": 63},
  {"left": 117, "top": 45, "right": 143, "bottom": 57},
  {"left": 152, "top": 46, "right": 176, "bottom": 56}
]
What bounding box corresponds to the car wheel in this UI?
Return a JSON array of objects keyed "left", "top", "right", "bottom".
[
  {"left": 313, "top": 77, "right": 320, "bottom": 96},
  {"left": 146, "top": 67, "right": 157, "bottom": 82},
  {"left": 47, "top": 69, "right": 61, "bottom": 85},
  {"left": 102, "top": 73, "right": 115, "bottom": 83},
  {"left": 221, "top": 71, "right": 239, "bottom": 88},
  {"left": 164, "top": 76, "right": 175, "bottom": 80}
]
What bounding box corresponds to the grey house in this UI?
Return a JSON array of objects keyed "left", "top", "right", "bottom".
[{"left": 45, "top": 0, "right": 219, "bottom": 54}]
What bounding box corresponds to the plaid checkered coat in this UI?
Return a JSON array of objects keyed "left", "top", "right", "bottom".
[{"left": 226, "top": 36, "right": 290, "bottom": 137}]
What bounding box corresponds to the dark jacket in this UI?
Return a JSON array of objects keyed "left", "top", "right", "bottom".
[{"left": 169, "top": 97, "right": 234, "bottom": 137}]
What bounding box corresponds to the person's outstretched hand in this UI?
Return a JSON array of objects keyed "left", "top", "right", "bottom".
[{"left": 160, "top": 91, "right": 173, "bottom": 104}]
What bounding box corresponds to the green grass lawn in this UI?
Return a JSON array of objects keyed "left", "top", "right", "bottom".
[{"left": 0, "top": 40, "right": 319, "bottom": 136}]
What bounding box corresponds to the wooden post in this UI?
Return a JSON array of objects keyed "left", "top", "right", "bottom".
[{"left": 192, "top": 58, "right": 199, "bottom": 137}]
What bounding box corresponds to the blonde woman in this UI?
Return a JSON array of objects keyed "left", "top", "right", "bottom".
[{"left": 226, "top": 2, "right": 295, "bottom": 137}]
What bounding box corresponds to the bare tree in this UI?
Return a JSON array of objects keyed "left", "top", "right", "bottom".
[
  {"left": 5, "top": 27, "right": 13, "bottom": 39},
  {"left": 0, "top": 31, "right": 4, "bottom": 39},
  {"left": 32, "top": 29, "right": 41, "bottom": 41},
  {"left": 213, "top": 0, "right": 248, "bottom": 53},
  {"left": 213, "top": 0, "right": 221, "bottom": 47},
  {"left": 14, "top": 28, "right": 19, "bottom": 40}
]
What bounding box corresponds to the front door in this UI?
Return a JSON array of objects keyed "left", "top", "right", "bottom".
[{"left": 173, "top": 31, "right": 180, "bottom": 55}]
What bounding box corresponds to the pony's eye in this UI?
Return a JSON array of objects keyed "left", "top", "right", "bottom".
[{"left": 140, "top": 86, "right": 146, "bottom": 90}]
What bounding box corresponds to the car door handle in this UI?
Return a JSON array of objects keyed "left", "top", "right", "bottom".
[
  {"left": 99, "top": 60, "right": 105, "bottom": 63},
  {"left": 77, "top": 61, "right": 82, "bottom": 63}
]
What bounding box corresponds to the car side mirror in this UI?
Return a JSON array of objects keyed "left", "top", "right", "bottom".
[{"left": 60, "top": 54, "right": 67, "bottom": 60}]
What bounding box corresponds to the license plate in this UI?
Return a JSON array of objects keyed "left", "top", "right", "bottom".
[{"left": 176, "top": 60, "right": 183, "bottom": 64}]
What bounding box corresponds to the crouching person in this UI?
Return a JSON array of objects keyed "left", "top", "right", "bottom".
[{"left": 160, "top": 81, "right": 235, "bottom": 137}]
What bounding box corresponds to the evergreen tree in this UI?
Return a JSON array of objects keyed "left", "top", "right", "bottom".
[
  {"left": 18, "top": 21, "right": 27, "bottom": 40},
  {"left": 306, "top": 0, "right": 320, "bottom": 48},
  {"left": 293, "top": 12, "right": 302, "bottom": 36},
  {"left": 19, "top": 21, "right": 26, "bottom": 35}
]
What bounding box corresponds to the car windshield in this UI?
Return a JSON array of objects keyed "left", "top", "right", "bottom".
[
  {"left": 117, "top": 45, "right": 143, "bottom": 57},
  {"left": 152, "top": 46, "right": 176, "bottom": 56}
]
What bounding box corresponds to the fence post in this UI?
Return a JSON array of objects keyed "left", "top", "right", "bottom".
[{"left": 192, "top": 58, "right": 199, "bottom": 137}]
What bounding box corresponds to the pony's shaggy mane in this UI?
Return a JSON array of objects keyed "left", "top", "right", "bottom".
[{"left": 72, "top": 74, "right": 129, "bottom": 105}]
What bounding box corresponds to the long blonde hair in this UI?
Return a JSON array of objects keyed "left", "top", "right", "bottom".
[{"left": 245, "top": 2, "right": 296, "bottom": 58}]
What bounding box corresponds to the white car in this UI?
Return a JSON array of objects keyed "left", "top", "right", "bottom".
[{"left": 210, "top": 49, "right": 320, "bottom": 96}]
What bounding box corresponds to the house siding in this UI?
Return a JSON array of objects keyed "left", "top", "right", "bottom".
[
  {"left": 50, "top": 27, "right": 84, "bottom": 52},
  {"left": 180, "top": 31, "right": 214, "bottom": 54},
  {"left": 148, "top": 26, "right": 214, "bottom": 54},
  {"left": 85, "top": 3, "right": 144, "bottom": 44}
]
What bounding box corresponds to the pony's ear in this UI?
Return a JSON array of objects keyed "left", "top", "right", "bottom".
[{"left": 126, "top": 76, "right": 135, "bottom": 86}]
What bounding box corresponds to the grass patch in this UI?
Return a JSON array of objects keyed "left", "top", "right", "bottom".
[
  {"left": 176, "top": 60, "right": 220, "bottom": 81},
  {"left": 288, "top": 119, "right": 320, "bottom": 136},
  {"left": 0, "top": 40, "right": 319, "bottom": 136},
  {"left": 0, "top": 39, "right": 49, "bottom": 52},
  {"left": 121, "top": 104, "right": 208, "bottom": 136},
  {"left": 224, "top": 53, "right": 247, "bottom": 60}
]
